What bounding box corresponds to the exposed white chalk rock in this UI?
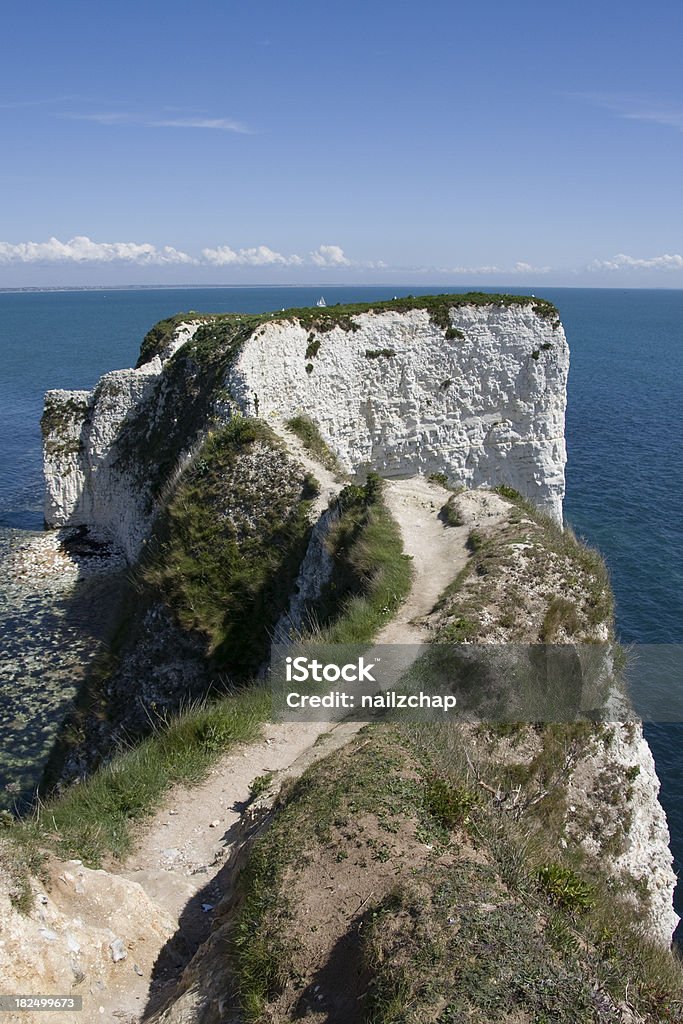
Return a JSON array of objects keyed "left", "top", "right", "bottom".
[{"left": 43, "top": 304, "right": 568, "bottom": 560}]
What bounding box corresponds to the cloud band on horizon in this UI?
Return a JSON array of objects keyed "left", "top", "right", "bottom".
[{"left": 1, "top": 237, "right": 683, "bottom": 277}]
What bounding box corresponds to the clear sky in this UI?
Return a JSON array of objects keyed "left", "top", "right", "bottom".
[{"left": 1, "top": 0, "right": 682, "bottom": 287}]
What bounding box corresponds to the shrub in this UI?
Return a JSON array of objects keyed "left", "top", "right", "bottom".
[{"left": 537, "top": 863, "right": 594, "bottom": 913}]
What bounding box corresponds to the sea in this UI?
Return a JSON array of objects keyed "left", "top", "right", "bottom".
[{"left": 1, "top": 285, "right": 682, "bottom": 929}]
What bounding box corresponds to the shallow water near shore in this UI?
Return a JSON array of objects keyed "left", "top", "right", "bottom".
[
  {"left": 1, "top": 284, "right": 682, "bottom": 930},
  {"left": 0, "top": 528, "right": 127, "bottom": 804}
]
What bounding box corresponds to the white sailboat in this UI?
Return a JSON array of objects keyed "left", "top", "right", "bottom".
[{"left": 316, "top": 296, "right": 327, "bottom": 307}]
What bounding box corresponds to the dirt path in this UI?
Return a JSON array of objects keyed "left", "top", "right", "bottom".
[
  {"left": 102, "top": 477, "right": 510, "bottom": 1021},
  {"left": 273, "top": 421, "right": 345, "bottom": 517}
]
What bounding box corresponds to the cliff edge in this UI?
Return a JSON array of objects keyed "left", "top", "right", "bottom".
[
  {"left": 5, "top": 294, "right": 676, "bottom": 1022},
  {"left": 41, "top": 294, "right": 567, "bottom": 561}
]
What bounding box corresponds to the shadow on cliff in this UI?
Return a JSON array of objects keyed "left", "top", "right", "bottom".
[
  {"left": 141, "top": 799, "right": 372, "bottom": 1023},
  {"left": 140, "top": 801, "right": 267, "bottom": 1021}
]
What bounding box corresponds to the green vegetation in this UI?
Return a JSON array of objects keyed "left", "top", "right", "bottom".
[
  {"left": 423, "top": 775, "right": 476, "bottom": 829},
  {"left": 229, "top": 724, "right": 683, "bottom": 1023},
  {"left": 40, "top": 394, "right": 89, "bottom": 437},
  {"left": 143, "top": 418, "right": 313, "bottom": 674},
  {"left": 135, "top": 312, "right": 203, "bottom": 367},
  {"left": 133, "top": 293, "right": 559, "bottom": 371},
  {"left": 9, "top": 442, "right": 414, "bottom": 877},
  {"left": 365, "top": 347, "right": 396, "bottom": 359},
  {"left": 537, "top": 862, "right": 595, "bottom": 913},
  {"left": 40, "top": 394, "right": 89, "bottom": 457},
  {"left": 122, "top": 294, "right": 560, "bottom": 502},
  {"left": 265, "top": 291, "right": 559, "bottom": 335},
  {"left": 304, "top": 333, "right": 321, "bottom": 359},
  {"left": 540, "top": 594, "right": 582, "bottom": 641},
  {"left": 248, "top": 772, "right": 275, "bottom": 799},
  {"left": 5, "top": 688, "right": 269, "bottom": 869},
  {"left": 118, "top": 317, "right": 256, "bottom": 501},
  {"left": 285, "top": 414, "right": 342, "bottom": 474},
  {"left": 439, "top": 495, "right": 463, "bottom": 527},
  {"left": 433, "top": 485, "right": 613, "bottom": 646},
  {"left": 314, "top": 474, "right": 413, "bottom": 644}
]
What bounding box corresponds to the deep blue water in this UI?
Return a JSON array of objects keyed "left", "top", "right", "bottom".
[{"left": 1, "top": 285, "right": 682, "bottom": 922}]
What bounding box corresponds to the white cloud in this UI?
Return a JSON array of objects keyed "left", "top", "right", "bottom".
[
  {"left": 310, "top": 244, "right": 352, "bottom": 267},
  {"left": 445, "top": 264, "right": 502, "bottom": 274},
  {"left": 571, "top": 93, "right": 683, "bottom": 135},
  {"left": 0, "top": 237, "right": 359, "bottom": 269},
  {"left": 0, "top": 235, "right": 196, "bottom": 265},
  {"left": 511, "top": 261, "right": 552, "bottom": 274},
  {"left": 623, "top": 110, "right": 683, "bottom": 132},
  {"left": 589, "top": 253, "right": 683, "bottom": 272},
  {"left": 201, "top": 244, "right": 303, "bottom": 266},
  {"left": 61, "top": 112, "right": 251, "bottom": 133},
  {"left": 437, "top": 261, "right": 551, "bottom": 275},
  {"left": 149, "top": 117, "right": 250, "bottom": 133}
]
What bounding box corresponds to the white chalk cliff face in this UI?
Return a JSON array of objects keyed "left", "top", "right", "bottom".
[
  {"left": 43, "top": 303, "right": 568, "bottom": 558},
  {"left": 230, "top": 306, "right": 567, "bottom": 519},
  {"left": 36, "top": 300, "right": 680, "bottom": 947},
  {"left": 42, "top": 322, "right": 203, "bottom": 561}
]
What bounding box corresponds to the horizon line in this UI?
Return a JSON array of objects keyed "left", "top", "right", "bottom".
[{"left": 2, "top": 282, "right": 683, "bottom": 295}]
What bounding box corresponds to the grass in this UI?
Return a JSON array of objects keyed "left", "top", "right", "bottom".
[
  {"left": 5, "top": 687, "right": 270, "bottom": 870},
  {"left": 143, "top": 417, "right": 313, "bottom": 675},
  {"left": 230, "top": 728, "right": 439, "bottom": 1021},
  {"left": 118, "top": 317, "right": 255, "bottom": 501},
  {"left": 439, "top": 496, "right": 463, "bottom": 527},
  {"left": 135, "top": 312, "right": 204, "bottom": 367},
  {"left": 433, "top": 485, "right": 614, "bottom": 646},
  {"left": 134, "top": 293, "right": 559, "bottom": 373},
  {"left": 540, "top": 595, "right": 582, "bottom": 641},
  {"left": 284, "top": 414, "right": 342, "bottom": 474},
  {"left": 8, "top": 453, "right": 413, "bottom": 881},
  {"left": 228, "top": 723, "right": 683, "bottom": 1023},
  {"left": 537, "top": 862, "right": 595, "bottom": 913},
  {"left": 41, "top": 414, "right": 316, "bottom": 786},
  {"left": 390, "top": 721, "right": 683, "bottom": 1022},
  {"left": 313, "top": 474, "right": 413, "bottom": 644}
]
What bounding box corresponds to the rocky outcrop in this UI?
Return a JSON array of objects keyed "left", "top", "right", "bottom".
[
  {"left": 42, "top": 300, "right": 568, "bottom": 560},
  {"left": 566, "top": 721, "right": 679, "bottom": 945},
  {"left": 229, "top": 305, "right": 568, "bottom": 520},
  {"left": 42, "top": 321, "right": 204, "bottom": 562},
  {"left": 0, "top": 849, "right": 175, "bottom": 1024},
  {"left": 33, "top": 296, "right": 678, "bottom": 983}
]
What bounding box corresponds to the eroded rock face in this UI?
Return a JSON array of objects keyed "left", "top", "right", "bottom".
[
  {"left": 42, "top": 305, "right": 568, "bottom": 561},
  {"left": 42, "top": 321, "right": 203, "bottom": 562},
  {"left": 567, "top": 722, "right": 679, "bottom": 946},
  {"left": 229, "top": 306, "right": 568, "bottom": 520},
  {"left": 0, "top": 853, "right": 175, "bottom": 1024}
]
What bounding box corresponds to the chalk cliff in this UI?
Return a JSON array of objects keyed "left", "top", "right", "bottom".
[
  {"left": 27, "top": 295, "right": 679, "bottom": 1007},
  {"left": 42, "top": 297, "right": 567, "bottom": 560}
]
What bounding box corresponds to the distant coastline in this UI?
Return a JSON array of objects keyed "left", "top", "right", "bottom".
[{"left": 2, "top": 283, "right": 683, "bottom": 295}]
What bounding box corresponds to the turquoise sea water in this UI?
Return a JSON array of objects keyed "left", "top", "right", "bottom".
[{"left": 1, "top": 285, "right": 682, "bottom": 928}]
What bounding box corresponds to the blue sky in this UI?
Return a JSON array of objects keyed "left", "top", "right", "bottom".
[{"left": 1, "top": 0, "right": 682, "bottom": 287}]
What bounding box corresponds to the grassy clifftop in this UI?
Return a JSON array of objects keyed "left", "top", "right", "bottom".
[
  {"left": 136, "top": 292, "right": 560, "bottom": 367},
  {"left": 215, "top": 726, "right": 683, "bottom": 1023}
]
